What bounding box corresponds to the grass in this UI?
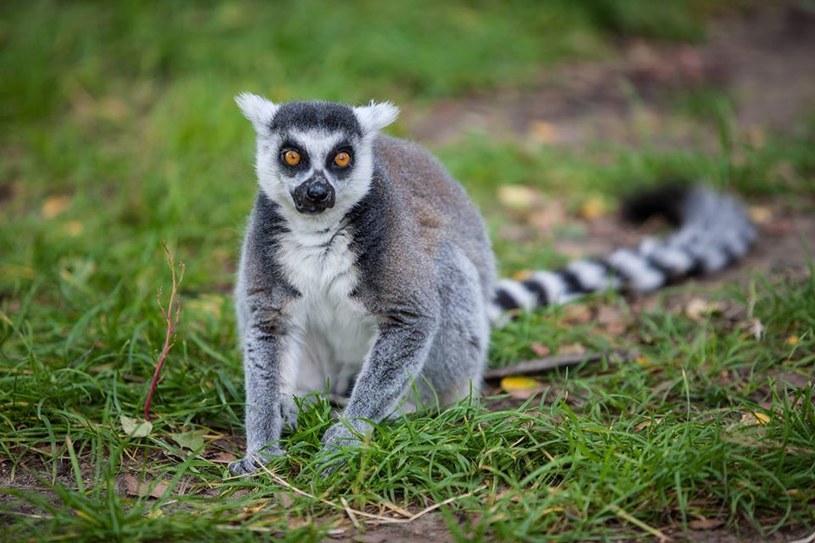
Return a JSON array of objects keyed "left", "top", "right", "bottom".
[{"left": 2, "top": 1, "right": 814, "bottom": 541}]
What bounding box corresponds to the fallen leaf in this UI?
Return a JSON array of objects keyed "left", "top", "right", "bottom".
[
  {"left": 530, "top": 342, "right": 551, "bottom": 357},
  {"left": 500, "top": 376, "right": 546, "bottom": 399},
  {"left": 634, "top": 418, "right": 663, "bottom": 431},
  {"left": 557, "top": 343, "right": 586, "bottom": 356},
  {"left": 528, "top": 120, "right": 559, "bottom": 144},
  {"left": 120, "top": 415, "right": 152, "bottom": 438},
  {"left": 685, "top": 298, "right": 722, "bottom": 322},
  {"left": 172, "top": 429, "right": 206, "bottom": 451},
  {"left": 740, "top": 411, "right": 770, "bottom": 425},
  {"left": 578, "top": 196, "right": 607, "bottom": 221},
  {"left": 748, "top": 205, "right": 773, "bottom": 224},
  {"left": 512, "top": 269, "right": 533, "bottom": 281},
  {"left": 563, "top": 304, "right": 592, "bottom": 324},
  {"left": 242, "top": 501, "right": 269, "bottom": 515},
  {"left": 123, "top": 473, "right": 170, "bottom": 499},
  {"left": 208, "top": 451, "right": 238, "bottom": 464},
  {"left": 42, "top": 195, "right": 72, "bottom": 219},
  {"left": 497, "top": 185, "right": 540, "bottom": 211},
  {"left": 65, "top": 220, "right": 83, "bottom": 237}
]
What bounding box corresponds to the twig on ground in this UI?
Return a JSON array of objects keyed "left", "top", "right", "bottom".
[
  {"left": 483, "top": 350, "right": 636, "bottom": 381},
  {"left": 143, "top": 242, "right": 185, "bottom": 421},
  {"left": 249, "top": 459, "right": 484, "bottom": 526}
]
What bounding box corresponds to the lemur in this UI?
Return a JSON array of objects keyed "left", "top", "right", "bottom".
[{"left": 228, "top": 94, "right": 756, "bottom": 475}]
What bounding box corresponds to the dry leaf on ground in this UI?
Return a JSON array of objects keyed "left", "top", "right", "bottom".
[
  {"left": 500, "top": 376, "right": 546, "bottom": 399},
  {"left": 123, "top": 473, "right": 170, "bottom": 499},
  {"left": 208, "top": 451, "right": 238, "bottom": 464},
  {"left": 497, "top": 185, "right": 540, "bottom": 211},
  {"left": 685, "top": 298, "right": 723, "bottom": 321},
  {"left": 557, "top": 343, "right": 587, "bottom": 356},
  {"left": 120, "top": 415, "right": 152, "bottom": 438},
  {"left": 578, "top": 196, "right": 608, "bottom": 221},
  {"left": 530, "top": 342, "right": 551, "bottom": 357}
]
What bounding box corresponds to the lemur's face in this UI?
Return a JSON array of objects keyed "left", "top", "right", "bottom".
[{"left": 236, "top": 94, "right": 398, "bottom": 221}]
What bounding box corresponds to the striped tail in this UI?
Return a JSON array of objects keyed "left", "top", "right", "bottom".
[{"left": 488, "top": 184, "right": 756, "bottom": 323}]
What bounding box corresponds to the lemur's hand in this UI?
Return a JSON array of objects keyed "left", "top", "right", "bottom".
[
  {"left": 227, "top": 446, "right": 284, "bottom": 476},
  {"left": 317, "top": 419, "right": 371, "bottom": 475}
]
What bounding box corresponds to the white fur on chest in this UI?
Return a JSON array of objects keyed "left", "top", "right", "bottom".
[{"left": 278, "top": 225, "right": 378, "bottom": 395}]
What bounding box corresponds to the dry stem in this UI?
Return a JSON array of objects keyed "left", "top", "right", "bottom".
[{"left": 144, "top": 242, "right": 185, "bottom": 421}]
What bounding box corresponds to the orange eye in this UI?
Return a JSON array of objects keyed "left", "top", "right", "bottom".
[
  {"left": 334, "top": 151, "right": 351, "bottom": 168},
  {"left": 283, "top": 150, "right": 301, "bottom": 166}
]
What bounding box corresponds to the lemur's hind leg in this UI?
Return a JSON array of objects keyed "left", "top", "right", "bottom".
[{"left": 419, "top": 243, "right": 490, "bottom": 408}]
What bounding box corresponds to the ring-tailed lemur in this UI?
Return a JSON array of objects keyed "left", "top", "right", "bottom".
[{"left": 228, "top": 94, "right": 756, "bottom": 475}]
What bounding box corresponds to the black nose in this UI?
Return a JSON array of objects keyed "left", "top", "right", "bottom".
[{"left": 306, "top": 182, "right": 330, "bottom": 202}]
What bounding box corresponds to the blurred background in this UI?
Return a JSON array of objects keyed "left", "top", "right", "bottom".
[{"left": 0, "top": 0, "right": 813, "bottom": 417}]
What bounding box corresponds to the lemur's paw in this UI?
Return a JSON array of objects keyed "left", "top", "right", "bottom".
[
  {"left": 321, "top": 422, "right": 364, "bottom": 450},
  {"left": 227, "top": 447, "right": 284, "bottom": 476},
  {"left": 316, "top": 424, "right": 360, "bottom": 476}
]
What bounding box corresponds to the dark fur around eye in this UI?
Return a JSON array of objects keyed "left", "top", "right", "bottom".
[
  {"left": 278, "top": 143, "right": 309, "bottom": 170},
  {"left": 327, "top": 145, "right": 354, "bottom": 176}
]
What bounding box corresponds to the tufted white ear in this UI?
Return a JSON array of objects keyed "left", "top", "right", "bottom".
[
  {"left": 235, "top": 92, "right": 279, "bottom": 135},
  {"left": 353, "top": 101, "right": 399, "bottom": 134}
]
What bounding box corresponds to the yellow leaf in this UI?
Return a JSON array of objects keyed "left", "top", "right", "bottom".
[
  {"left": 740, "top": 411, "right": 770, "bottom": 425},
  {"left": 512, "top": 269, "right": 533, "bottom": 281},
  {"left": 42, "top": 195, "right": 72, "bottom": 219},
  {"left": 748, "top": 205, "right": 772, "bottom": 224},
  {"left": 500, "top": 376, "right": 545, "bottom": 399},
  {"left": 578, "top": 197, "right": 607, "bottom": 221},
  {"left": 786, "top": 335, "right": 799, "bottom": 346},
  {"left": 497, "top": 185, "right": 539, "bottom": 211},
  {"left": 66, "top": 220, "right": 83, "bottom": 237},
  {"left": 528, "top": 120, "right": 558, "bottom": 144}
]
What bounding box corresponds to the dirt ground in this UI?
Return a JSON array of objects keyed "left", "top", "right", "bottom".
[{"left": 408, "top": 5, "right": 815, "bottom": 149}]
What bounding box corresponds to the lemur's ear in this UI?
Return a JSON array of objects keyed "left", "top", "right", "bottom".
[
  {"left": 353, "top": 101, "right": 399, "bottom": 134},
  {"left": 235, "top": 92, "right": 279, "bottom": 135}
]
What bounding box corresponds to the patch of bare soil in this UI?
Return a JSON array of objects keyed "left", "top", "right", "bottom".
[
  {"left": 408, "top": 4, "right": 815, "bottom": 149},
  {"left": 328, "top": 515, "right": 455, "bottom": 543}
]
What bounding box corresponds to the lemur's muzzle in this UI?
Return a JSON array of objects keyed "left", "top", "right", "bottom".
[{"left": 292, "top": 174, "right": 335, "bottom": 214}]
